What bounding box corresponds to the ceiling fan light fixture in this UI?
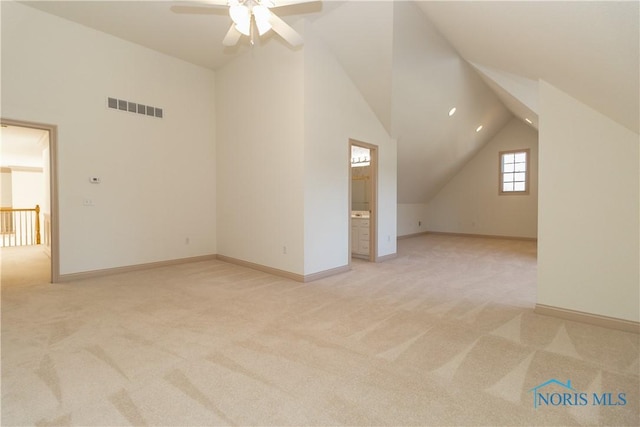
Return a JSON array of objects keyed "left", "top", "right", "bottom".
[
  {"left": 230, "top": 5, "right": 250, "bottom": 35},
  {"left": 255, "top": 19, "right": 272, "bottom": 36},
  {"left": 253, "top": 5, "right": 272, "bottom": 35},
  {"left": 230, "top": 5, "right": 249, "bottom": 23},
  {"left": 235, "top": 21, "right": 251, "bottom": 36},
  {"left": 180, "top": 0, "right": 306, "bottom": 48}
]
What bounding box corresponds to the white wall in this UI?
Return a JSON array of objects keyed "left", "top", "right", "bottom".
[
  {"left": 1, "top": 1, "right": 217, "bottom": 274},
  {"left": 397, "top": 204, "right": 428, "bottom": 237},
  {"left": 424, "top": 118, "right": 538, "bottom": 238},
  {"left": 304, "top": 22, "right": 397, "bottom": 274},
  {"left": 0, "top": 170, "right": 12, "bottom": 207},
  {"left": 538, "top": 81, "right": 639, "bottom": 322},
  {"left": 216, "top": 21, "right": 397, "bottom": 277},
  {"left": 10, "top": 169, "right": 43, "bottom": 209},
  {"left": 215, "top": 35, "right": 305, "bottom": 275}
]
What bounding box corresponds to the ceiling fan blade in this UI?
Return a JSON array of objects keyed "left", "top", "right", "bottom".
[
  {"left": 222, "top": 23, "right": 242, "bottom": 46},
  {"left": 264, "top": 0, "right": 319, "bottom": 8},
  {"left": 172, "top": 0, "right": 229, "bottom": 7},
  {"left": 170, "top": 5, "right": 222, "bottom": 15},
  {"left": 268, "top": 11, "right": 303, "bottom": 47}
]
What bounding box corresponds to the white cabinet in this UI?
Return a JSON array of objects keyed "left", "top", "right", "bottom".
[{"left": 351, "top": 218, "right": 370, "bottom": 257}]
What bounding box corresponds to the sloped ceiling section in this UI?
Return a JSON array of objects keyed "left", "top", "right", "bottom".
[
  {"left": 20, "top": 0, "right": 328, "bottom": 69},
  {"left": 418, "top": 0, "right": 639, "bottom": 134},
  {"left": 313, "top": 1, "right": 512, "bottom": 203},
  {"left": 471, "top": 63, "right": 539, "bottom": 130},
  {"left": 391, "top": 1, "right": 511, "bottom": 203},
  {"left": 21, "top": 0, "right": 244, "bottom": 69},
  {"left": 311, "top": 1, "right": 394, "bottom": 132}
]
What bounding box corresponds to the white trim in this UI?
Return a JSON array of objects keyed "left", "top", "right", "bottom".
[
  {"left": 58, "top": 255, "right": 217, "bottom": 282},
  {"left": 535, "top": 304, "right": 639, "bottom": 334}
]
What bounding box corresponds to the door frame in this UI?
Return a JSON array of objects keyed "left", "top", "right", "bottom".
[
  {"left": 349, "top": 139, "right": 378, "bottom": 263},
  {"left": 1, "top": 118, "right": 60, "bottom": 283}
]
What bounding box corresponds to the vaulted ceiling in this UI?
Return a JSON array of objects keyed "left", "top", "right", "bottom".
[
  {"left": 420, "top": 1, "right": 639, "bottom": 135},
  {"left": 19, "top": 0, "right": 639, "bottom": 203}
]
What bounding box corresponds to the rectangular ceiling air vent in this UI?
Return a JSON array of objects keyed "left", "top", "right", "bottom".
[{"left": 107, "top": 97, "right": 163, "bottom": 119}]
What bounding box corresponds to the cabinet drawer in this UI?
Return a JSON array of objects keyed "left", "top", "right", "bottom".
[
  {"left": 360, "top": 229, "right": 370, "bottom": 239},
  {"left": 360, "top": 220, "right": 370, "bottom": 227},
  {"left": 360, "top": 241, "right": 370, "bottom": 251}
]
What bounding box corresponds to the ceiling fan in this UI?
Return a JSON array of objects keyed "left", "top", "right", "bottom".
[{"left": 176, "top": 0, "right": 318, "bottom": 47}]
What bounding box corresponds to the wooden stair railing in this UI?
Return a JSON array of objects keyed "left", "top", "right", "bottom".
[{"left": 0, "top": 205, "right": 41, "bottom": 247}]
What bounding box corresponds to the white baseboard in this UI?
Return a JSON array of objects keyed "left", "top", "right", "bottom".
[
  {"left": 398, "top": 231, "right": 536, "bottom": 241},
  {"left": 58, "top": 253, "right": 352, "bottom": 284},
  {"left": 376, "top": 253, "right": 397, "bottom": 262},
  {"left": 216, "top": 255, "right": 350, "bottom": 283},
  {"left": 58, "top": 255, "right": 217, "bottom": 282},
  {"left": 303, "top": 264, "right": 351, "bottom": 282},
  {"left": 397, "top": 231, "right": 429, "bottom": 240},
  {"left": 424, "top": 231, "right": 537, "bottom": 241},
  {"left": 535, "top": 304, "right": 639, "bottom": 334},
  {"left": 216, "top": 255, "right": 304, "bottom": 282}
]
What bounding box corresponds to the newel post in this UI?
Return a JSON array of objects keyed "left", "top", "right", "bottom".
[{"left": 35, "top": 204, "right": 41, "bottom": 245}]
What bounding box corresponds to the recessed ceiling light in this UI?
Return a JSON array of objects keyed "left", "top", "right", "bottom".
[
  {"left": 525, "top": 118, "right": 533, "bottom": 124},
  {"left": 448, "top": 107, "right": 456, "bottom": 117},
  {"left": 476, "top": 125, "right": 483, "bottom": 132}
]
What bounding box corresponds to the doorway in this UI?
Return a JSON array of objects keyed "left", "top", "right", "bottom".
[
  {"left": 0, "top": 118, "right": 59, "bottom": 283},
  {"left": 349, "top": 139, "right": 377, "bottom": 262}
]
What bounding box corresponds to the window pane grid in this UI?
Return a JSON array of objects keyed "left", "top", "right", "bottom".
[{"left": 500, "top": 150, "right": 528, "bottom": 194}]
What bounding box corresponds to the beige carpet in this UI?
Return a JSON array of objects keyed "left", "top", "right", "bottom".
[
  {"left": 0, "top": 245, "right": 50, "bottom": 289},
  {"left": 1, "top": 236, "right": 638, "bottom": 426}
]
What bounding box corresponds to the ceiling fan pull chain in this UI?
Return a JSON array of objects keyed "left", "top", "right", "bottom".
[{"left": 250, "top": 15, "right": 255, "bottom": 46}]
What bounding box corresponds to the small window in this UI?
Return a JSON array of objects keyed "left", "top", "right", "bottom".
[{"left": 499, "top": 149, "right": 529, "bottom": 195}]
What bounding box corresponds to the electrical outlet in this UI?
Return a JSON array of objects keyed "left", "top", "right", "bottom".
[
  {"left": 283, "top": 245, "right": 287, "bottom": 254},
  {"left": 83, "top": 198, "right": 94, "bottom": 206}
]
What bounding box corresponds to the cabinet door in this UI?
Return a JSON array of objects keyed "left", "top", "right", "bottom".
[
  {"left": 359, "top": 239, "right": 370, "bottom": 254},
  {"left": 360, "top": 227, "right": 370, "bottom": 241},
  {"left": 351, "top": 224, "right": 359, "bottom": 251}
]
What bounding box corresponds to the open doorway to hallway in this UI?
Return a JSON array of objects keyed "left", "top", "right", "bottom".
[{"left": 1, "top": 119, "right": 58, "bottom": 285}]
